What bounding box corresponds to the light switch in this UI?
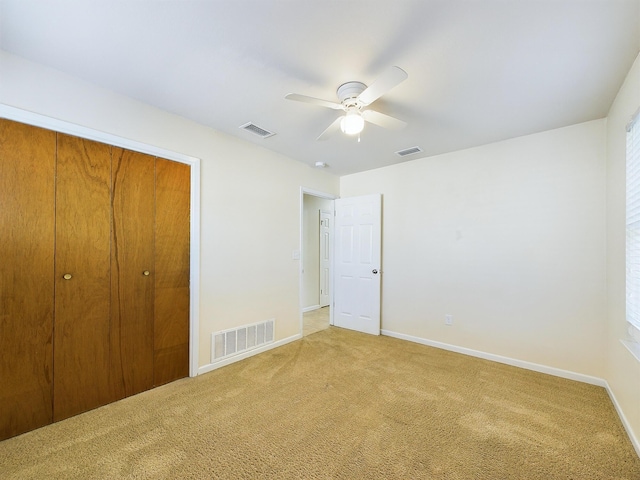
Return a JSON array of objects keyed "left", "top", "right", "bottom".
[{"left": 292, "top": 250, "right": 300, "bottom": 260}]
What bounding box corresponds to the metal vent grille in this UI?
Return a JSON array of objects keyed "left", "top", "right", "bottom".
[
  {"left": 212, "top": 319, "right": 275, "bottom": 362},
  {"left": 395, "top": 146, "right": 423, "bottom": 157},
  {"left": 239, "top": 122, "right": 276, "bottom": 138}
]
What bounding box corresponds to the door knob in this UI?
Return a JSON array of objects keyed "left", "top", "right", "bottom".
[
  {"left": 143, "top": 270, "right": 150, "bottom": 276},
  {"left": 372, "top": 269, "right": 378, "bottom": 274},
  {"left": 63, "top": 273, "right": 72, "bottom": 280}
]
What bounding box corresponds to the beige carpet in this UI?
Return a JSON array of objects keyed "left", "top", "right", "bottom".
[{"left": 1, "top": 327, "right": 639, "bottom": 479}]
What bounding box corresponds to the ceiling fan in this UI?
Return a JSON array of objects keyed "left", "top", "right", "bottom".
[{"left": 285, "top": 66, "right": 408, "bottom": 141}]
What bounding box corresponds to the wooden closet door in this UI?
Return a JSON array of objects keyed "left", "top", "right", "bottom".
[
  {"left": 54, "top": 134, "right": 113, "bottom": 421},
  {"left": 0, "top": 119, "right": 56, "bottom": 440},
  {"left": 111, "top": 148, "right": 155, "bottom": 398},
  {"left": 154, "top": 158, "right": 190, "bottom": 386}
]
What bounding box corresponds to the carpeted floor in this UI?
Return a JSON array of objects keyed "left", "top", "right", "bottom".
[{"left": 1, "top": 327, "right": 639, "bottom": 479}]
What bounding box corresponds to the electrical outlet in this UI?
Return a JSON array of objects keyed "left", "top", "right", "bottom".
[{"left": 445, "top": 314, "right": 453, "bottom": 326}]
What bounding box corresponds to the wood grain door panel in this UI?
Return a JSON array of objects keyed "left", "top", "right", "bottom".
[
  {"left": 54, "top": 133, "right": 113, "bottom": 422},
  {"left": 0, "top": 119, "right": 56, "bottom": 440},
  {"left": 1, "top": 119, "right": 191, "bottom": 434},
  {"left": 154, "top": 158, "right": 190, "bottom": 386},
  {"left": 111, "top": 148, "right": 155, "bottom": 398}
]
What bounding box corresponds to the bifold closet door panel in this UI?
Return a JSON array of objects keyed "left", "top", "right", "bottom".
[
  {"left": 54, "top": 134, "right": 113, "bottom": 422},
  {"left": 0, "top": 119, "right": 56, "bottom": 440},
  {"left": 111, "top": 148, "right": 155, "bottom": 398},
  {"left": 154, "top": 158, "right": 190, "bottom": 386}
]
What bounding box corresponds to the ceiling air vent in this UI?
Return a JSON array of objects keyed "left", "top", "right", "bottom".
[
  {"left": 239, "top": 122, "right": 276, "bottom": 138},
  {"left": 395, "top": 146, "right": 423, "bottom": 157}
]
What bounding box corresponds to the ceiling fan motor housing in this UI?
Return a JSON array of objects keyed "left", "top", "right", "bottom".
[{"left": 337, "top": 81, "right": 367, "bottom": 107}]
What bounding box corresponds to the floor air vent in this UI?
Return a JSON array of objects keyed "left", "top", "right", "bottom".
[
  {"left": 212, "top": 319, "right": 275, "bottom": 362},
  {"left": 239, "top": 122, "right": 276, "bottom": 138}
]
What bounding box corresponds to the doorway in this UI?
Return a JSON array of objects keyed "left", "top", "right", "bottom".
[{"left": 300, "top": 189, "right": 336, "bottom": 336}]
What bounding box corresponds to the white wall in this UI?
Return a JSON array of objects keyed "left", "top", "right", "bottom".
[
  {"left": 302, "top": 194, "right": 333, "bottom": 309},
  {"left": 606, "top": 52, "right": 640, "bottom": 449},
  {"left": 341, "top": 120, "right": 607, "bottom": 377},
  {"left": 0, "top": 51, "right": 340, "bottom": 368}
]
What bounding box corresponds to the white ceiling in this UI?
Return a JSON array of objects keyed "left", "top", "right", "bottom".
[{"left": 1, "top": 0, "right": 639, "bottom": 176}]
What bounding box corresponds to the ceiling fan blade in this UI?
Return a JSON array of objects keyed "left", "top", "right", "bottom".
[
  {"left": 316, "top": 116, "right": 343, "bottom": 141},
  {"left": 285, "top": 93, "right": 344, "bottom": 110},
  {"left": 358, "top": 66, "right": 408, "bottom": 106},
  {"left": 362, "top": 109, "right": 407, "bottom": 130}
]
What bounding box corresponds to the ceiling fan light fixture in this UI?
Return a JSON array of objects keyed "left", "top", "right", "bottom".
[
  {"left": 340, "top": 110, "right": 365, "bottom": 135},
  {"left": 285, "top": 67, "right": 408, "bottom": 141}
]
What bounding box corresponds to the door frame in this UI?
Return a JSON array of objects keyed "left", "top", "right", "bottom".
[
  {"left": 0, "top": 105, "right": 202, "bottom": 378},
  {"left": 299, "top": 187, "right": 337, "bottom": 332}
]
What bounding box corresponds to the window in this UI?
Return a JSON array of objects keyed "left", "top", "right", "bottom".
[{"left": 626, "top": 111, "right": 640, "bottom": 333}]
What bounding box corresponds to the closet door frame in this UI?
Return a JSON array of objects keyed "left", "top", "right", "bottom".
[{"left": 0, "top": 105, "right": 201, "bottom": 378}]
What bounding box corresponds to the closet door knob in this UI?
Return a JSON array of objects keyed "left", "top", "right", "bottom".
[
  {"left": 143, "top": 270, "right": 150, "bottom": 276},
  {"left": 63, "top": 273, "right": 72, "bottom": 280}
]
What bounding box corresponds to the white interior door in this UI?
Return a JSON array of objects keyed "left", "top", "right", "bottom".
[
  {"left": 319, "top": 211, "right": 331, "bottom": 307},
  {"left": 333, "top": 194, "right": 381, "bottom": 335}
]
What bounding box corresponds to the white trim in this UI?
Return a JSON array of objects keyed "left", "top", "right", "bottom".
[
  {"left": 0, "top": 105, "right": 197, "bottom": 165},
  {"left": 301, "top": 187, "right": 339, "bottom": 200},
  {"left": 189, "top": 160, "right": 201, "bottom": 377},
  {"left": 620, "top": 339, "right": 640, "bottom": 363},
  {"left": 198, "top": 333, "right": 302, "bottom": 375},
  {"left": 626, "top": 107, "right": 640, "bottom": 132},
  {"left": 299, "top": 187, "right": 338, "bottom": 334},
  {"left": 604, "top": 381, "right": 640, "bottom": 458},
  {"left": 0, "top": 105, "right": 202, "bottom": 378},
  {"left": 380, "top": 329, "right": 606, "bottom": 387},
  {"left": 303, "top": 305, "right": 321, "bottom": 313}
]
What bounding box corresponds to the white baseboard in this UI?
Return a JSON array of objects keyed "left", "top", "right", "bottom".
[
  {"left": 380, "top": 329, "right": 607, "bottom": 387},
  {"left": 604, "top": 380, "right": 640, "bottom": 458},
  {"left": 198, "top": 333, "right": 302, "bottom": 375},
  {"left": 302, "top": 305, "right": 321, "bottom": 313}
]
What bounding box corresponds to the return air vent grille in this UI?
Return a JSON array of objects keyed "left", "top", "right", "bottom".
[
  {"left": 239, "top": 122, "right": 276, "bottom": 138},
  {"left": 395, "top": 146, "right": 423, "bottom": 157},
  {"left": 211, "top": 319, "right": 275, "bottom": 362}
]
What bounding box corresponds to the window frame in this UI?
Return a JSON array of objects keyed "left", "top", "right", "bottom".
[{"left": 625, "top": 109, "right": 640, "bottom": 333}]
